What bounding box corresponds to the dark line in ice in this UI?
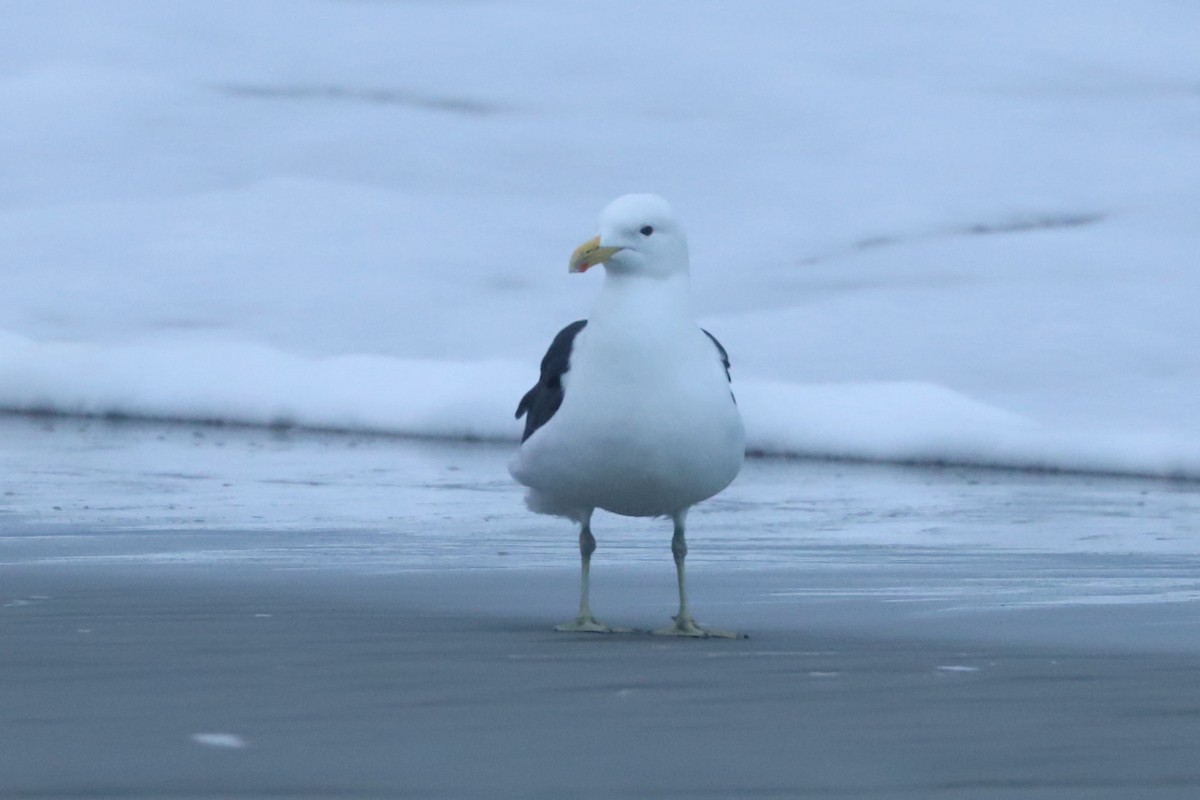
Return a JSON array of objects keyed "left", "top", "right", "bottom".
[
  {"left": 215, "top": 82, "right": 506, "bottom": 116},
  {"left": 745, "top": 445, "right": 1200, "bottom": 485},
  {"left": 955, "top": 212, "right": 1105, "bottom": 236},
  {"left": 797, "top": 211, "right": 1106, "bottom": 266}
]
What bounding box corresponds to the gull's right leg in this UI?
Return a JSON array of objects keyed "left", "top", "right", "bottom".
[{"left": 555, "top": 510, "right": 622, "bottom": 633}]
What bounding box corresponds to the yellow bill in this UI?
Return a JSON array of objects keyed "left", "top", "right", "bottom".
[{"left": 569, "top": 235, "right": 624, "bottom": 273}]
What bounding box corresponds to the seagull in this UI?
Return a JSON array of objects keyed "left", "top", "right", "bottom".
[{"left": 509, "top": 194, "right": 745, "bottom": 638}]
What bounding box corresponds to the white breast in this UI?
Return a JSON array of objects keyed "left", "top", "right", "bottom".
[{"left": 510, "top": 274, "right": 745, "bottom": 518}]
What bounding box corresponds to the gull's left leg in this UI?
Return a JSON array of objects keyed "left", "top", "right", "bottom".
[{"left": 654, "top": 509, "right": 743, "bottom": 639}]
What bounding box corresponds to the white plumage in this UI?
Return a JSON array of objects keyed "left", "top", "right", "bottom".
[{"left": 510, "top": 194, "right": 745, "bottom": 637}]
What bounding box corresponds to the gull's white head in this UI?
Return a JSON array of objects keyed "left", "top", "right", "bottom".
[{"left": 569, "top": 194, "right": 689, "bottom": 279}]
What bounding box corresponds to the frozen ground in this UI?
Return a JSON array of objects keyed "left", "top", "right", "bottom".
[
  {"left": 2, "top": 1, "right": 1200, "bottom": 476},
  {"left": 3, "top": 4, "right": 1200, "bottom": 792},
  {"left": 3, "top": 415, "right": 1200, "bottom": 797}
]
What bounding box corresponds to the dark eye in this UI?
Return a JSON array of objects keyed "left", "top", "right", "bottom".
[{"left": 640, "top": 225, "right": 654, "bottom": 236}]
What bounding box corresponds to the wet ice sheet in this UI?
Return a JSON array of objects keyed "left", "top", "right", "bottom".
[
  {"left": 7, "top": 413, "right": 1200, "bottom": 797},
  {"left": 4, "top": 565, "right": 1200, "bottom": 798},
  {"left": 2, "top": 413, "right": 1198, "bottom": 615}
]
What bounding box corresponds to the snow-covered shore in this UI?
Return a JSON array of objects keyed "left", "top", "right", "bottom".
[{"left": 3, "top": 1, "right": 1198, "bottom": 477}]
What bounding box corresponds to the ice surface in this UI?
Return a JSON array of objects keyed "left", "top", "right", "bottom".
[
  {"left": 2, "top": 2, "right": 1199, "bottom": 476},
  {"left": 4, "top": 415, "right": 1199, "bottom": 611},
  {"left": 4, "top": 419, "right": 1200, "bottom": 796},
  {"left": 5, "top": 565, "right": 1200, "bottom": 798}
]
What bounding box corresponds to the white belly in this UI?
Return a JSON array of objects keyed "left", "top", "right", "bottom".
[{"left": 510, "top": 324, "right": 745, "bottom": 518}]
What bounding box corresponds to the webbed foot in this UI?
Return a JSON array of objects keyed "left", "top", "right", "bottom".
[
  {"left": 652, "top": 615, "right": 745, "bottom": 639},
  {"left": 554, "top": 616, "right": 630, "bottom": 634}
]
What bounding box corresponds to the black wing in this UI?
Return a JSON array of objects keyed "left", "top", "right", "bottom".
[
  {"left": 515, "top": 320, "right": 587, "bottom": 443},
  {"left": 702, "top": 328, "right": 736, "bottom": 404},
  {"left": 702, "top": 328, "right": 731, "bottom": 383},
  {"left": 516, "top": 322, "right": 732, "bottom": 442}
]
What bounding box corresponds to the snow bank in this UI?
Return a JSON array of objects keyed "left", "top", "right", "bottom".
[
  {"left": 4, "top": 332, "right": 1198, "bottom": 479},
  {"left": 2, "top": 1, "right": 1199, "bottom": 478},
  {"left": 0, "top": 332, "right": 525, "bottom": 441}
]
